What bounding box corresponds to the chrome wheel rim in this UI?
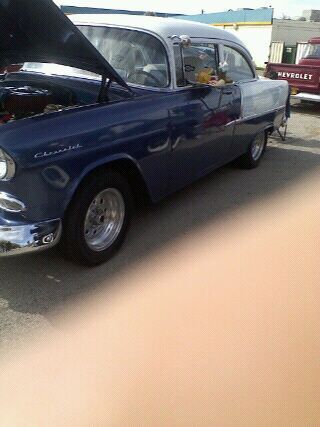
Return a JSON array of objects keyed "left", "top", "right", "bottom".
[
  {"left": 84, "top": 188, "right": 125, "bottom": 252},
  {"left": 251, "top": 133, "right": 265, "bottom": 161}
]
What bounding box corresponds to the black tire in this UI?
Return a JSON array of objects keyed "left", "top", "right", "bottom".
[
  {"left": 236, "top": 131, "right": 267, "bottom": 169},
  {"left": 61, "top": 170, "right": 133, "bottom": 266}
]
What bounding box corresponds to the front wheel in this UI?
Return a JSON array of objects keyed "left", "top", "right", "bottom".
[
  {"left": 61, "top": 170, "right": 133, "bottom": 266},
  {"left": 236, "top": 131, "right": 267, "bottom": 169}
]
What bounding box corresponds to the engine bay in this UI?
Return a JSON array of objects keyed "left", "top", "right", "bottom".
[
  {"left": 0, "top": 85, "right": 71, "bottom": 124},
  {"left": 0, "top": 70, "right": 131, "bottom": 125},
  {"left": 0, "top": 76, "right": 81, "bottom": 125}
]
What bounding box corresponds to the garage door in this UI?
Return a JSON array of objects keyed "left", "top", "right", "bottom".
[{"left": 269, "top": 41, "right": 284, "bottom": 63}]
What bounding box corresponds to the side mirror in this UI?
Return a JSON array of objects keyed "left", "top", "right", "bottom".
[
  {"left": 179, "top": 35, "right": 192, "bottom": 48},
  {"left": 170, "top": 34, "right": 192, "bottom": 48}
]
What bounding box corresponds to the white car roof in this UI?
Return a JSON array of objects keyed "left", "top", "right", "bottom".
[{"left": 70, "top": 14, "right": 249, "bottom": 53}]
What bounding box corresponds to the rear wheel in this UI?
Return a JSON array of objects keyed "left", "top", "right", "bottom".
[
  {"left": 61, "top": 170, "right": 133, "bottom": 266},
  {"left": 236, "top": 131, "right": 267, "bottom": 169}
]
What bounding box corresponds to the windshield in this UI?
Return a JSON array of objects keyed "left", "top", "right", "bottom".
[
  {"left": 78, "top": 26, "right": 170, "bottom": 88},
  {"left": 302, "top": 43, "right": 320, "bottom": 59},
  {"left": 24, "top": 26, "right": 170, "bottom": 88}
]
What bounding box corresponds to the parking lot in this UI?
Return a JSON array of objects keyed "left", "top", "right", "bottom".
[{"left": 0, "top": 101, "right": 319, "bottom": 353}]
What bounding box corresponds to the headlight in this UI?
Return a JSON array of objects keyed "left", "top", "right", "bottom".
[{"left": 0, "top": 148, "right": 16, "bottom": 181}]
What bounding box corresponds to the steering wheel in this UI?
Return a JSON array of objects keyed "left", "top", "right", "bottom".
[{"left": 127, "top": 70, "right": 163, "bottom": 87}]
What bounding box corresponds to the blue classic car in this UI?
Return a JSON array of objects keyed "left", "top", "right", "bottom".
[{"left": 0, "top": 0, "right": 289, "bottom": 265}]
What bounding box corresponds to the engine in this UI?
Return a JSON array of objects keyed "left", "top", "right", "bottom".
[{"left": 0, "top": 85, "right": 70, "bottom": 124}]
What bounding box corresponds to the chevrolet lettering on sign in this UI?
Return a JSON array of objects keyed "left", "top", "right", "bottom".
[
  {"left": 277, "top": 72, "right": 313, "bottom": 80},
  {"left": 266, "top": 37, "right": 320, "bottom": 103}
]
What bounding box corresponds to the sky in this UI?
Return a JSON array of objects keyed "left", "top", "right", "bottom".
[{"left": 54, "top": 0, "right": 320, "bottom": 19}]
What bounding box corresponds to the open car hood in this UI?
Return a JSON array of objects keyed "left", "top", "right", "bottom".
[{"left": 0, "top": 0, "right": 129, "bottom": 89}]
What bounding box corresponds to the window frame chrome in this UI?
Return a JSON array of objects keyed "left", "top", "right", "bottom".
[
  {"left": 169, "top": 36, "right": 258, "bottom": 90},
  {"left": 170, "top": 37, "right": 225, "bottom": 90}
]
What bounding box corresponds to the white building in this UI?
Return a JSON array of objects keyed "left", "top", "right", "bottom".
[{"left": 177, "top": 8, "right": 320, "bottom": 67}]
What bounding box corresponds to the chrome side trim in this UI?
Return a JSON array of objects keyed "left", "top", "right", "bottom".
[
  {"left": 235, "top": 106, "right": 286, "bottom": 124},
  {"left": 148, "top": 137, "right": 170, "bottom": 153},
  {"left": 224, "top": 120, "right": 237, "bottom": 128},
  {"left": 0, "top": 219, "right": 62, "bottom": 257}
]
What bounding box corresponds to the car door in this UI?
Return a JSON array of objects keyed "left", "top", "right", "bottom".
[
  {"left": 220, "top": 44, "right": 259, "bottom": 157},
  {"left": 167, "top": 86, "right": 216, "bottom": 193},
  {"left": 196, "top": 83, "right": 240, "bottom": 175},
  {"left": 167, "top": 42, "right": 240, "bottom": 192}
]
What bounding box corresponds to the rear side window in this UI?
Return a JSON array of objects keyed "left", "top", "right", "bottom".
[{"left": 222, "top": 46, "right": 255, "bottom": 82}]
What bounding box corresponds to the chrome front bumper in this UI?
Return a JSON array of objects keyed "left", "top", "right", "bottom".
[
  {"left": 291, "top": 92, "right": 320, "bottom": 103},
  {"left": 0, "top": 219, "right": 62, "bottom": 257}
]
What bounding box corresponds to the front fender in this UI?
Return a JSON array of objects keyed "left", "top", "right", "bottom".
[
  {"left": 0, "top": 94, "right": 171, "bottom": 222},
  {"left": 63, "top": 152, "right": 151, "bottom": 208}
]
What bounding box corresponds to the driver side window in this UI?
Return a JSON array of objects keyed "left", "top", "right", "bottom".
[{"left": 181, "top": 43, "right": 219, "bottom": 85}]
